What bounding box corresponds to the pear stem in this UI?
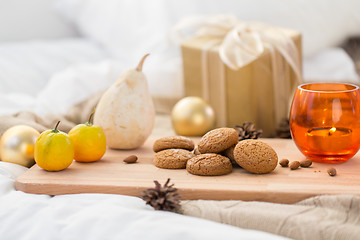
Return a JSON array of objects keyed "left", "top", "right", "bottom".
[
  {"left": 87, "top": 108, "right": 96, "bottom": 125},
  {"left": 52, "top": 121, "right": 60, "bottom": 133},
  {"left": 136, "top": 54, "right": 150, "bottom": 72}
]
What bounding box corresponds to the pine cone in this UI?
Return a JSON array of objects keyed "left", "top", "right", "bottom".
[
  {"left": 141, "top": 178, "right": 181, "bottom": 212},
  {"left": 276, "top": 119, "right": 291, "bottom": 139},
  {"left": 235, "top": 122, "right": 262, "bottom": 141}
]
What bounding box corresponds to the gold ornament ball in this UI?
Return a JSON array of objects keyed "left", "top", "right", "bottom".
[
  {"left": 171, "top": 96, "right": 215, "bottom": 136},
  {"left": 0, "top": 125, "right": 40, "bottom": 167}
]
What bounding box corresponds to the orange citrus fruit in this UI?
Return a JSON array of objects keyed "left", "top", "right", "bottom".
[
  {"left": 35, "top": 121, "right": 74, "bottom": 171},
  {"left": 68, "top": 110, "right": 106, "bottom": 162}
]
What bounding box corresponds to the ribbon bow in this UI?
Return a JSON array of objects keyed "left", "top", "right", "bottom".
[{"left": 172, "top": 15, "right": 302, "bottom": 80}]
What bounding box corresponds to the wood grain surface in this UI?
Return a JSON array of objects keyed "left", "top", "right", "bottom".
[{"left": 15, "top": 138, "right": 360, "bottom": 204}]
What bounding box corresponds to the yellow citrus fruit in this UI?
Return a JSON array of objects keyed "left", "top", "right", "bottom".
[
  {"left": 68, "top": 111, "right": 106, "bottom": 162},
  {"left": 34, "top": 121, "right": 74, "bottom": 171}
]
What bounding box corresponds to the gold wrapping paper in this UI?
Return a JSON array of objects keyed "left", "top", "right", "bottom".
[{"left": 181, "top": 30, "right": 302, "bottom": 137}]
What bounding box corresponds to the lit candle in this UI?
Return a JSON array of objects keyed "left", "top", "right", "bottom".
[
  {"left": 328, "top": 127, "right": 336, "bottom": 136},
  {"left": 306, "top": 127, "right": 352, "bottom": 155}
]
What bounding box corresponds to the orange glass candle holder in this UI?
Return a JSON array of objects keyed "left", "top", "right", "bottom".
[{"left": 290, "top": 83, "right": 360, "bottom": 163}]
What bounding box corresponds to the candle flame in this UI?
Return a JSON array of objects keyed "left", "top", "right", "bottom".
[{"left": 328, "top": 127, "right": 336, "bottom": 136}]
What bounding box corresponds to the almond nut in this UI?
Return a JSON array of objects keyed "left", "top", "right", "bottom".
[
  {"left": 327, "top": 167, "right": 337, "bottom": 176},
  {"left": 289, "top": 161, "right": 300, "bottom": 170},
  {"left": 300, "top": 159, "right": 312, "bottom": 168},
  {"left": 123, "top": 155, "right": 138, "bottom": 164},
  {"left": 279, "top": 159, "right": 289, "bottom": 167}
]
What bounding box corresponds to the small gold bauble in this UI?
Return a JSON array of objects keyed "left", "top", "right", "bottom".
[
  {"left": 0, "top": 125, "right": 40, "bottom": 167},
  {"left": 171, "top": 96, "right": 215, "bottom": 136}
]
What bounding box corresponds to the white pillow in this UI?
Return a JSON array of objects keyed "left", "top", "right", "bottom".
[
  {"left": 0, "top": 38, "right": 109, "bottom": 97},
  {"left": 0, "top": 0, "right": 77, "bottom": 41},
  {"left": 55, "top": 0, "right": 174, "bottom": 63},
  {"left": 55, "top": 0, "right": 360, "bottom": 58},
  {"left": 304, "top": 48, "right": 360, "bottom": 83}
]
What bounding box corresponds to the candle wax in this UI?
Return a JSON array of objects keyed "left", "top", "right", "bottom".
[{"left": 306, "top": 127, "right": 353, "bottom": 155}]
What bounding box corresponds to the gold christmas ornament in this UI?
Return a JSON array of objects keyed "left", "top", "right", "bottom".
[
  {"left": 171, "top": 97, "right": 215, "bottom": 136},
  {"left": 0, "top": 125, "right": 40, "bottom": 167}
]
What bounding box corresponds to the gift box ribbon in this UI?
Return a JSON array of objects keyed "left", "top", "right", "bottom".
[{"left": 172, "top": 15, "right": 302, "bottom": 127}]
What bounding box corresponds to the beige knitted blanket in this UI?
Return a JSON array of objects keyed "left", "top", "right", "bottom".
[
  {"left": 1, "top": 92, "right": 359, "bottom": 240},
  {"left": 182, "top": 195, "right": 360, "bottom": 240}
]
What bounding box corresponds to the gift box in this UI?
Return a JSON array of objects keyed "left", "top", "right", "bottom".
[{"left": 180, "top": 17, "right": 302, "bottom": 137}]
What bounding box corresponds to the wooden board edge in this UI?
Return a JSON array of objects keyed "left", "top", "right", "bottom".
[{"left": 15, "top": 178, "right": 333, "bottom": 204}]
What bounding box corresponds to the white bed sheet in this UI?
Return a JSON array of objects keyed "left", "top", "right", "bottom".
[{"left": 0, "top": 162, "right": 287, "bottom": 240}]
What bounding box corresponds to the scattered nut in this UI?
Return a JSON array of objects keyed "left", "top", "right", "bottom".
[
  {"left": 327, "top": 167, "right": 337, "bottom": 176},
  {"left": 123, "top": 155, "right": 138, "bottom": 164},
  {"left": 289, "top": 161, "right": 300, "bottom": 170},
  {"left": 279, "top": 159, "right": 289, "bottom": 167},
  {"left": 300, "top": 159, "right": 312, "bottom": 168}
]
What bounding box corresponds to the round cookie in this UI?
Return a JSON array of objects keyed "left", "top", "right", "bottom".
[
  {"left": 153, "top": 136, "right": 194, "bottom": 153},
  {"left": 198, "top": 128, "right": 238, "bottom": 154},
  {"left": 186, "top": 153, "right": 232, "bottom": 176},
  {"left": 234, "top": 139, "right": 278, "bottom": 174},
  {"left": 154, "top": 149, "right": 195, "bottom": 169},
  {"left": 222, "top": 145, "right": 239, "bottom": 166}
]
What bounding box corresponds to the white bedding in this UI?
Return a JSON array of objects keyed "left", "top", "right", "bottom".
[
  {"left": 0, "top": 37, "right": 185, "bottom": 116},
  {"left": 0, "top": 162, "right": 287, "bottom": 240},
  {"left": 55, "top": 0, "right": 360, "bottom": 59},
  {"left": 303, "top": 48, "right": 359, "bottom": 83},
  {"left": 0, "top": 38, "right": 108, "bottom": 97}
]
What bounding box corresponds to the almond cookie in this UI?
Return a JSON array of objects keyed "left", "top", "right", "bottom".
[
  {"left": 153, "top": 136, "right": 195, "bottom": 153},
  {"left": 154, "top": 149, "right": 195, "bottom": 169},
  {"left": 186, "top": 153, "right": 232, "bottom": 176},
  {"left": 193, "top": 146, "right": 201, "bottom": 155},
  {"left": 234, "top": 139, "right": 278, "bottom": 174},
  {"left": 198, "top": 128, "right": 238, "bottom": 154},
  {"left": 221, "top": 145, "right": 238, "bottom": 166}
]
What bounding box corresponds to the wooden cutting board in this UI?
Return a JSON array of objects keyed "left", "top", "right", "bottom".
[{"left": 16, "top": 138, "right": 360, "bottom": 204}]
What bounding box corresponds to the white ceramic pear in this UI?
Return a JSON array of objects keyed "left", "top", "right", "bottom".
[{"left": 94, "top": 54, "right": 155, "bottom": 149}]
